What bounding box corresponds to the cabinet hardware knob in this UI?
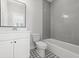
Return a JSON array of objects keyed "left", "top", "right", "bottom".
[{"left": 14, "top": 41, "right": 16, "bottom": 43}]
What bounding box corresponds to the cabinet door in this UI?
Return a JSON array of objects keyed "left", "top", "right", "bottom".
[
  {"left": 14, "top": 39, "right": 29, "bottom": 58},
  {"left": 0, "top": 41, "right": 13, "bottom": 58}
]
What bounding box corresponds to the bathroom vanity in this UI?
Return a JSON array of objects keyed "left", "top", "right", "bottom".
[
  {"left": 0, "top": 0, "right": 30, "bottom": 58},
  {"left": 0, "top": 31, "right": 30, "bottom": 58}
]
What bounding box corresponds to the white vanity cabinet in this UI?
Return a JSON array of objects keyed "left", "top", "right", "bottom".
[
  {"left": 14, "top": 39, "right": 29, "bottom": 58},
  {"left": 0, "top": 41, "right": 13, "bottom": 58},
  {"left": 0, "top": 31, "right": 30, "bottom": 58},
  {"left": 0, "top": 0, "right": 30, "bottom": 57}
]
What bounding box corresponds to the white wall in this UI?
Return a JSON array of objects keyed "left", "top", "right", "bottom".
[
  {"left": 18, "top": 0, "right": 43, "bottom": 35},
  {"left": 50, "top": 2, "right": 55, "bottom": 38},
  {"left": 43, "top": 0, "right": 51, "bottom": 39},
  {"left": 1, "top": 0, "right": 8, "bottom": 26}
]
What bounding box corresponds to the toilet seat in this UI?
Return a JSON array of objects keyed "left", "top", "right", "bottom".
[{"left": 36, "top": 41, "right": 47, "bottom": 49}]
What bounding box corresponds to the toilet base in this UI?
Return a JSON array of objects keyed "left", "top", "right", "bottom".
[
  {"left": 35, "top": 41, "right": 47, "bottom": 57},
  {"left": 37, "top": 48, "right": 45, "bottom": 58}
]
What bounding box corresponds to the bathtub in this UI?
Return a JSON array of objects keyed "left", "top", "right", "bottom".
[{"left": 43, "top": 39, "right": 79, "bottom": 58}]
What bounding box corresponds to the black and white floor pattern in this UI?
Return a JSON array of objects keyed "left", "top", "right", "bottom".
[{"left": 30, "top": 48, "right": 59, "bottom": 58}]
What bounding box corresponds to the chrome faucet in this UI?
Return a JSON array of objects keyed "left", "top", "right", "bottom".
[{"left": 12, "top": 27, "right": 17, "bottom": 31}]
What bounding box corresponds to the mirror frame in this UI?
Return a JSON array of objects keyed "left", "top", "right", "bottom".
[{"left": 1, "top": 0, "right": 26, "bottom": 28}]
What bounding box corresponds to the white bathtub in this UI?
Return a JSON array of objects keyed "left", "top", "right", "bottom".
[{"left": 43, "top": 39, "right": 79, "bottom": 58}]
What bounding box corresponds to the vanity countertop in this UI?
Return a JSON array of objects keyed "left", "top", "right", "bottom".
[{"left": 0, "top": 30, "right": 30, "bottom": 41}]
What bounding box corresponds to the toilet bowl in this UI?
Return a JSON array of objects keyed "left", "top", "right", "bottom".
[
  {"left": 36, "top": 41, "right": 47, "bottom": 49},
  {"left": 36, "top": 41, "right": 47, "bottom": 58},
  {"left": 32, "top": 34, "right": 47, "bottom": 57}
]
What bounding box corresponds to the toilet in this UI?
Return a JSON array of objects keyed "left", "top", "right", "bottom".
[
  {"left": 32, "top": 34, "right": 47, "bottom": 58},
  {"left": 36, "top": 41, "right": 47, "bottom": 57}
]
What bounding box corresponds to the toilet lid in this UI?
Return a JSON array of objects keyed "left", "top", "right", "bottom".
[{"left": 36, "top": 41, "right": 47, "bottom": 47}]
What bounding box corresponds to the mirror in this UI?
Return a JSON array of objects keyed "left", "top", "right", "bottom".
[{"left": 1, "top": 0, "right": 26, "bottom": 27}]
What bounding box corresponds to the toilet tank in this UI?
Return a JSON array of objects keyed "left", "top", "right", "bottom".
[{"left": 32, "top": 34, "right": 41, "bottom": 42}]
